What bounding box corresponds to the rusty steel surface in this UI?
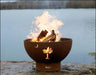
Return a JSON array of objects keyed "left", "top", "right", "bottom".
[
  {"left": 24, "top": 38, "right": 72, "bottom": 63},
  {"left": 36, "top": 62, "right": 60, "bottom": 71}
]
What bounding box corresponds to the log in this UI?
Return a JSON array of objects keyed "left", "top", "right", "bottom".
[
  {"left": 43, "top": 30, "right": 56, "bottom": 42},
  {"left": 37, "top": 30, "right": 48, "bottom": 41}
]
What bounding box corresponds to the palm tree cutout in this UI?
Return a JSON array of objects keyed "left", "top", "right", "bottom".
[{"left": 42, "top": 47, "right": 53, "bottom": 60}]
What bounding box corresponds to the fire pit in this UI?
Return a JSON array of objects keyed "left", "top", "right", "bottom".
[
  {"left": 24, "top": 38, "right": 72, "bottom": 71},
  {"left": 24, "top": 11, "right": 72, "bottom": 71}
]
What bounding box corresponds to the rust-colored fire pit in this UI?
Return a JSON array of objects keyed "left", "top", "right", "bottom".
[{"left": 24, "top": 38, "right": 72, "bottom": 71}]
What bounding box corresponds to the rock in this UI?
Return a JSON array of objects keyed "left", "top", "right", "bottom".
[{"left": 1, "top": 61, "right": 95, "bottom": 75}]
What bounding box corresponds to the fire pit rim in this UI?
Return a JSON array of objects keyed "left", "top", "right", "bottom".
[{"left": 24, "top": 38, "right": 72, "bottom": 44}]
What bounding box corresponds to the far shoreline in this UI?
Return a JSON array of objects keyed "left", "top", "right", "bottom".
[{"left": 1, "top": 8, "right": 96, "bottom": 10}]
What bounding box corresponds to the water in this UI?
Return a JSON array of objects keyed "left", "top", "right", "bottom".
[{"left": 1, "top": 9, "right": 95, "bottom": 63}]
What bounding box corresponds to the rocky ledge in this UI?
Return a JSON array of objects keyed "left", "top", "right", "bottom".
[{"left": 1, "top": 61, "right": 95, "bottom": 75}]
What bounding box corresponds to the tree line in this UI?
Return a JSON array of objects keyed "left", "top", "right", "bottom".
[{"left": 0, "top": 1, "right": 95, "bottom": 10}]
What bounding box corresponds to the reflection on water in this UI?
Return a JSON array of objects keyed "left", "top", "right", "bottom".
[{"left": 1, "top": 9, "right": 95, "bottom": 63}]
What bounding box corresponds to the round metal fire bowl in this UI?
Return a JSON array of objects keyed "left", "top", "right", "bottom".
[{"left": 24, "top": 38, "right": 72, "bottom": 63}]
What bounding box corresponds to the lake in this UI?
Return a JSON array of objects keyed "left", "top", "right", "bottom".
[{"left": 1, "top": 9, "right": 95, "bottom": 63}]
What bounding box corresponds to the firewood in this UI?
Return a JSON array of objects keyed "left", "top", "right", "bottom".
[
  {"left": 37, "top": 30, "right": 48, "bottom": 41},
  {"left": 43, "top": 30, "right": 56, "bottom": 42}
]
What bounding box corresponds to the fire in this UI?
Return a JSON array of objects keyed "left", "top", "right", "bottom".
[
  {"left": 42, "top": 47, "right": 53, "bottom": 60},
  {"left": 27, "top": 11, "right": 64, "bottom": 42}
]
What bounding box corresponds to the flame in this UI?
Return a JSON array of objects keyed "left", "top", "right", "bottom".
[
  {"left": 39, "top": 37, "right": 46, "bottom": 42},
  {"left": 27, "top": 11, "right": 64, "bottom": 42},
  {"left": 42, "top": 47, "right": 53, "bottom": 60}
]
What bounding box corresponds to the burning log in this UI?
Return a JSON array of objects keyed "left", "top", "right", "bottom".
[
  {"left": 43, "top": 30, "right": 56, "bottom": 42},
  {"left": 37, "top": 30, "right": 48, "bottom": 41}
]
